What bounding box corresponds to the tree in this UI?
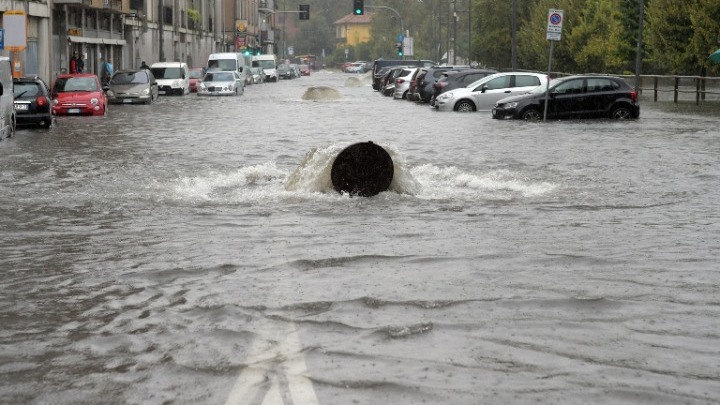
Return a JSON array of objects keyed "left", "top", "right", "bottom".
[
  {"left": 516, "top": 0, "right": 580, "bottom": 73},
  {"left": 644, "top": 0, "right": 694, "bottom": 74},
  {"left": 689, "top": 0, "right": 720, "bottom": 75},
  {"left": 566, "top": 0, "right": 638, "bottom": 73}
]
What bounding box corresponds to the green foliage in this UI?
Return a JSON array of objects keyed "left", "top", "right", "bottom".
[
  {"left": 645, "top": 0, "right": 695, "bottom": 74},
  {"left": 281, "top": 0, "right": 719, "bottom": 75}
]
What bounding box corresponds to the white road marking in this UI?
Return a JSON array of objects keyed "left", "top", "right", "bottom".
[{"left": 225, "top": 322, "right": 319, "bottom": 405}]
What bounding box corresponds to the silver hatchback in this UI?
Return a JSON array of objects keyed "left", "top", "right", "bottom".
[
  {"left": 393, "top": 68, "right": 419, "bottom": 100},
  {"left": 435, "top": 72, "right": 548, "bottom": 112}
]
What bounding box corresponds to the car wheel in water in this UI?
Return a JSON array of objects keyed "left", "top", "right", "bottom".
[
  {"left": 521, "top": 108, "right": 542, "bottom": 120},
  {"left": 455, "top": 100, "right": 476, "bottom": 112},
  {"left": 610, "top": 106, "right": 632, "bottom": 119}
]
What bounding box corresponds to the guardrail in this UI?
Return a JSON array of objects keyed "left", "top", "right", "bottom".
[{"left": 618, "top": 74, "right": 720, "bottom": 104}]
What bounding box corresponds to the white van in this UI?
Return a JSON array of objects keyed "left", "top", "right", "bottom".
[
  {"left": 149, "top": 62, "right": 190, "bottom": 95},
  {"left": 207, "top": 53, "right": 248, "bottom": 88},
  {"left": 0, "top": 57, "right": 16, "bottom": 138},
  {"left": 251, "top": 54, "right": 278, "bottom": 82}
]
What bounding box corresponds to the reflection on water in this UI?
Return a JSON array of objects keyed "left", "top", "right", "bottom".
[{"left": 1, "top": 71, "right": 719, "bottom": 404}]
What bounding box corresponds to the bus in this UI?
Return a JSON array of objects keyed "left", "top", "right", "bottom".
[{"left": 292, "top": 55, "right": 319, "bottom": 70}]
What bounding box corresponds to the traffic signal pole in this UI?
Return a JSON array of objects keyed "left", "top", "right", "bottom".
[{"left": 365, "top": 5, "right": 404, "bottom": 60}]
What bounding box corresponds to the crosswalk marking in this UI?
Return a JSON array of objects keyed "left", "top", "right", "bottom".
[{"left": 225, "top": 322, "right": 319, "bottom": 405}]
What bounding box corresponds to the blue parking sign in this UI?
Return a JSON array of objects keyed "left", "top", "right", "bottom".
[{"left": 0, "top": 29, "right": 4, "bottom": 50}]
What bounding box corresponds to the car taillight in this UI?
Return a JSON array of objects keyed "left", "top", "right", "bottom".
[
  {"left": 396, "top": 79, "right": 405, "bottom": 84},
  {"left": 37, "top": 96, "right": 48, "bottom": 107},
  {"left": 630, "top": 90, "right": 637, "bottom": 102}
]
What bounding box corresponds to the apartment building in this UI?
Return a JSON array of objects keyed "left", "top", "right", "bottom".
[{"left": 0, "top": 0, "right": 277, "bottom": 84}]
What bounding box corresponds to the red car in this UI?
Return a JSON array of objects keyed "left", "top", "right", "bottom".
[
  {"left": 51, "top": 74, "right": 107, "bottom": 116},
  {"left": 189, "top": 67, "right": 204, "bottom": 92}
]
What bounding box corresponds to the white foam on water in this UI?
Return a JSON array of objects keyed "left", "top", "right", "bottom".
[{"left": 167, "top": 145, "right": 557, "bottom": 204}]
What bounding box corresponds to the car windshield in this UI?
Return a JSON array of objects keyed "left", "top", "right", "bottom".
[
  {"left": 204, "top": 72, "right": 235, "bottom": 82},
  {"left": 210, "top": 59, "right": 237, "bottom": 71},
  {"left": 54, "top": 77, "right": 98, "bottom": 92},
  {"left": 13, "top": 83, "right": 41, "bottom": 98},
  {"left": 111, "top": 71, "right": 149, "bottom": 85},
  {"left": 189, "top": 70, "right": 203, "bottom": 79},
  {"left": 252, "top": 60, "right": 275, "bottom": 69},
  {"left": 150, "top": 67, "right": 183, "bottom": 79}
]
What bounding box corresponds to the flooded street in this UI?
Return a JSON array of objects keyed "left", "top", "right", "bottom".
[{"left": 1, "top": 70, "right": 719, "bottom": 404}]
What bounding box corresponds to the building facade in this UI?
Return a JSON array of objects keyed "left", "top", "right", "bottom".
[
  {"left": 0, "top": 0, "right": 277, "bottom": 84},
  {"left": 333, "top": 13, "right": 372, "bottom": 47}
]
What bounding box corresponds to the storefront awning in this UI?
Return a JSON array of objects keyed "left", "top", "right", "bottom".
[{"left": 68, "top": 36, "right": 127, "bottom": 46}]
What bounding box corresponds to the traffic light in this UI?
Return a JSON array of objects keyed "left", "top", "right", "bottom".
[
  {"left": 299, "top": 4, "right": 310, "bottom": 20},
  {"left": 353, "top": 0, "right": 364, "bottom": 16},
  {"left": 243, "top": 49, "right": 251, "bottom": 56},
  {"left": 396, "top": 42, "right": 403, "bottom": 57}
]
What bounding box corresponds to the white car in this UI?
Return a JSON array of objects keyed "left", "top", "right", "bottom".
[
  {"left": 435, "top": 72, "right": 548, "bottom": 112},
  {"left": 197, "top": 71, "right": 244, "bottom": 96},
  {"left": 393, "top": 67, "right": 419, "bottom": 100}
]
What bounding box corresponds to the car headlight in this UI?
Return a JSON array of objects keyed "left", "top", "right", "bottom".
[
  {"left": 228, "top": 84, "right": 234, "bottom": 91},
  {"left": 173, "top": 80, "right": 181, "bottom": 87},
  {"left": 142, "top": 88, "right": 150, "bottom": 95},
  {"left": 90, "top": 98, "right": 99, "bottom": 105},
  {"left": 505, "top": 101, "right": 518, "bottom": 108},
  {"left": 438, "top": 92, "right": 452, "bottom": 101},
  {"left": 106, "top": 90, "right": 115, "bottom": 97}
]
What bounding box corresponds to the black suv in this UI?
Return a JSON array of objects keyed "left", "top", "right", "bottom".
[
  {"left": 492, "top": 75, "right": 640, "bottom": 120},
  {"left": 13, "top": 76, "right": 53, "bottom": 128}
]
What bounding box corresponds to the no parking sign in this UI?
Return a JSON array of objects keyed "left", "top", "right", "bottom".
[{"left": 546, "top": 9, "right": 563, "bottom": 41}]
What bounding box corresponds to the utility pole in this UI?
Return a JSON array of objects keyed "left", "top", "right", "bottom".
[
  {"left": 634, "top": 0, "right": 644, "bottom": 95},
  {"left": 511, "top": 0, "right": 517, "bottom": 70},
  {"left": 159, "top": 0, "right": 165, "bottom": 61}
]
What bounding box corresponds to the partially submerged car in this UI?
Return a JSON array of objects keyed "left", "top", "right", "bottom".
[
  {"left": 492, "top": 75, "right": 640, "bottom": 120},
  {"left": 13, "top": 75, "right": 53, "bottom": 128},
  {"left": 105, "top": 69, "right": 159, "bottom": 104},
  {"left": 197, "top": 71, "right": 244, "bottom": 96},
  {"left": 51, "top": 73, "right": 107, "bottom": 116},
  {"left": 435, "top": 72, "right": 547, "bottom": 112}
]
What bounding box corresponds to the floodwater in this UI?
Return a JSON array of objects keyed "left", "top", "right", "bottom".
[{"left": 1, "top": 71, "right": 719, "bottom": 405}]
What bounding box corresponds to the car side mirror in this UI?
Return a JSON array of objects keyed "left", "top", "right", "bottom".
[
  {"left": 481, "top": 85, "right": 488, "bottom": 93},
  {"left": 238, "top": 67, "right": 243, "bottom": 72}
]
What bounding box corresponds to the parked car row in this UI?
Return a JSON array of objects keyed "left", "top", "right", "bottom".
[
  {"left": 10, "top": 58, "right": 288, "bottom": 130},
  {"left": 374, "top": 64, "right": 640, "bottom": 120},
  {"left": 278, "top": 63, "right": 305, "bottom": 80}
]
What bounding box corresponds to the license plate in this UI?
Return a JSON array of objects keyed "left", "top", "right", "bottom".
[
  {"left": 159, "top": 91, "right": 166, "bottom": 95},
  {"left": 68, "top": 108, "right": 81, "bottom": 114},
  {"left": 492, "top": 109, "right": 497, "bottom": 116},
  {"left": 14, "top": 104, "right": 29, "bottom": 110},
  {"left": 123, "top": 99, "right": 133, "bottom": 103}
]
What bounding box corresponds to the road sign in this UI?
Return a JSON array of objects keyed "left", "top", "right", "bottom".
[
  {"left": 546, "top": 9, "right": 563, "bottom": 41},
  {"left": 3, "top": 10, "right": 27, "bottom": 50},
  {"left": 397, "top": 33, "right": 404, "bottom": 43},
  {"left": 402, "top": 37, "right": 414, "bottom": 57}
]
